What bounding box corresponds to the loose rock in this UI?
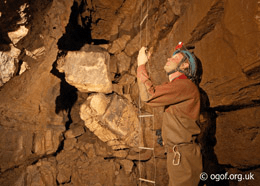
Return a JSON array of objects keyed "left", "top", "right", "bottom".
[
  {"left": 80, "top": 93, "right": 143, "bottom": 150},
  {"left": 57, "top": 46, "right": 112, "bottom": 93}
]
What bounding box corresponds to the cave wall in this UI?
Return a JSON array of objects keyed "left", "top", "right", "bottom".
[{"left": 0, "top": 0, "right": 260, "bottom": 186}]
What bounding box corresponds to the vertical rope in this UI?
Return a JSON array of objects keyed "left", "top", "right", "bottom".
[{"left": 138, "top": 1, "right": 143, "bottom": 185}]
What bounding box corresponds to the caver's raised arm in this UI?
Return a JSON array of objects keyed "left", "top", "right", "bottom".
[{"left": 137, "top": 64, "right": 193, "bottom": 107}]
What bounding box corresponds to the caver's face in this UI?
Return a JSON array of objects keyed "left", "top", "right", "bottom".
[{"left": 164, "top": 53, "right": 184, "bottom": 73}]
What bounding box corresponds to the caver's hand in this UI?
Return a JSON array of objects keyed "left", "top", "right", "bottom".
[{"left": 137, "top": 46, "right": 148, "bottom": 66}]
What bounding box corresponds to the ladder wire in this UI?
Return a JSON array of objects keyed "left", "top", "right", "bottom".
[{"left": 138, "top": 0, "right": 156, "bottom": 185}]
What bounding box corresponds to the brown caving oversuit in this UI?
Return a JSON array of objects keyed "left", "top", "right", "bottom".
[{"left": 137, "top": 64, "right": 202, "bottom": 186}]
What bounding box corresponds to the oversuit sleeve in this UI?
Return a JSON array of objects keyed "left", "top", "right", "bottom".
[{"left": 137, "top": 64, "right": 191, "bottom": 107}]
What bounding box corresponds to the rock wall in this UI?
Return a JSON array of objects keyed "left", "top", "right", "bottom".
[{"left": 0, "top": 0, "right": 259, "bottom": 186}]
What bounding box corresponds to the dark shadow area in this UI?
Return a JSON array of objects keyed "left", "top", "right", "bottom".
[
  {"left": 0, "top": 0, "right": 27, "bottom": 51},
  {"left": 195, "top": 56, "right": 229, "bottom": 186},
  {"left": 50, "top": 56, "right": 78, "bottom": 130},
  {"left": 57, "top": 1, "right": 92, "bottom": 50},
  {"left": 0, "top": 32, "right": 12, "bottom": 51},
  {"left": 57, "top": 1, "right": 109, "bottom": 51},
  {"left": 15, "top": 60, "right": 24, "bottom": 76},
  {"left": 213, "top": 102, "right": 260, "bottom": 113},
  {"left": 244, "top": 66, "right": 260, "bottom": 80},
  {"left": 0, "top": 0, "right": 52, "bottom": 51}
]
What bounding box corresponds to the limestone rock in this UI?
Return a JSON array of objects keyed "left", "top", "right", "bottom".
[
  {"left": 19, "top": 61, "right": 30, "bottom": 75},
  {"left": 109, "top": 55, "right": 118, "bottom": 74},
  {"left": 119, "top": 0, "right": 137, "bottom": 15},
  {"left": 0, "top": 0, "right": 73, "bottom": 175},
  {"left": 64, "top": 138, "right": 77, "bottom": 151},
  {"left": 57, "top": 47, "right": 112, "bottom": 93},
  {"left": 8, "top": 25, "right": 29, "bottom": 45},
  {"left": 84, "top": 143, "right": 96, "bottom": 158},
  {"left": 56, "top": 148, "right": 83, "bottom": 166},
  {"left": 114, "top": 169, "right": 136, "bottom": 186},
  {"left": 71, "top": 156, "right": 116, "bottom": 186},
  {"left": 168, "top": 0, "right": 192, "bottom": 16},
  {"left": 124, "top": 33, "right": 141, "bottom": 57},
  {"left": 109, "top": 35, "right": 131, "bottom": 54},
  {"left": 90, "top": 0, "right": 123, "bottom": 40},
  {"left": 94, "top": 141, "right": 113, "bottom": 157},
  {"left": 0, "top": 129, "right": 33, "bottom": 171},
  {"left": 0, "top": 45, "right": 21, "bottom": 86},
  {"left": 80, "top": 93, "right": 143, "bottom": 150},
  {"left": 113, "top": 84, "right": 124, "bottom": 95},
  {"left": 57, "top": 163, "right": 71, "bottom": 184},
  {"left": 112, "top": 150, "right": 129, "bottom": 159},
  {"left": 32, "top": 126, "right": 65, "bottom": 155},
  {"left": 26, "top": 158, "right": 57, "bottom": 186},
  {"left": 65, "top": 124, "right": 85, "bottom": 138},
  {"left": 118, "top": 73, "right": 136, "bottom": 85},
  {"left": 89, "top": 93, "right": 110, "bottom": 115},
  {"left": 25, "top": 47, "right": 45, "bottom": 59},
  {"left": 116, "top": 52, "right": 131, "bottom": 73},
  {"left": 127, "top": 149, "right": 152, "bottom": 161},
  {"left": 17, "top": 3, "right": 29, "bottom": 25},
  {"left": 214, "top": 107, "right": 260, "bottom": 168},
  {"left": 119, "top": 159, "right": 134, "bottom": 175}
]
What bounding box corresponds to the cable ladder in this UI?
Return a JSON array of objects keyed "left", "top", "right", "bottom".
[
  {"left": 138, "top": 0, "right": 156, "bottom": 185},
  {"left": 138, "top": 110, "right": 156, "bottom": 185}
]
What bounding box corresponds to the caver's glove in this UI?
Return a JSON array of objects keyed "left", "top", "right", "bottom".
[{"left": 137, "top": 46, "right": 148, "bottom": 66}]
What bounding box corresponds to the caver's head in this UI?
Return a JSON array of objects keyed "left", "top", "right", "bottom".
[
  {"left": 164, "top": 49, "right": 197, "bottom": 81},
  {"left": 164, "top": 52, "right": 189, "bottom": 74}
]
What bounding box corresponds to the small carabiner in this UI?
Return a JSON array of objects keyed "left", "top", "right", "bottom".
[{"left": 172, "top": 145, "right": 181, "bottom": 166}]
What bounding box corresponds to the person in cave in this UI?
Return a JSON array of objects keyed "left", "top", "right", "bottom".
[{"left": 136, "top": 43, "right": 202, "bottom": 186}]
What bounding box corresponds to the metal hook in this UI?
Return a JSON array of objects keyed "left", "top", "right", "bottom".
[{"left": 172, "top": 145, "right": 181, "bottom": 166}]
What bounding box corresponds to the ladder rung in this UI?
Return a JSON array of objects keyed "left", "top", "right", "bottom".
[
  {"left": 139, "top": 147, "right": 154, "bottom": 150},
  {"left": 139, "top": 114, "right": 154, "bottom": 118},
  {"left": 139, "top": 178, "right": 155, "bottom": 184},
  {"left": 140, "top": 14, "right": 148, "bottom": 26}
]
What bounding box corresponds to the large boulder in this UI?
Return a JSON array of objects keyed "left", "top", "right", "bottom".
[
  {"left": 80, "top": 93, "right": 143, "bottom": 150},
  {"left": 57, "top": 46, "right": 112, "bottom": 93}
]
